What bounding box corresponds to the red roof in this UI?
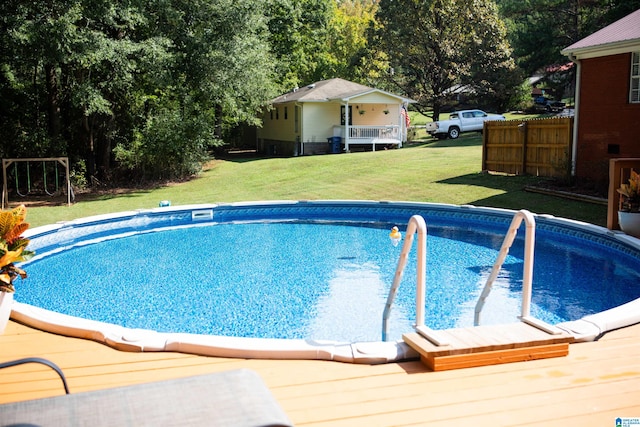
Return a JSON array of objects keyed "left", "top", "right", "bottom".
[{"left": 563, "top": 8, "right": 640, "bottom": 52}]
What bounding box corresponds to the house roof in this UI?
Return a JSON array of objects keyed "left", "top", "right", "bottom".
[
  {"left": 270, "top": 78, "right": 411, "bottom": 104},
  {"left": 562, "top": 8, "right": 640, "bottom": 59}
]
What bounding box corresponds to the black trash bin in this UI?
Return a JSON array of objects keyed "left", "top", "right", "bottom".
[{"left": 327, "top": 136, "right": 342, "bottom": 154}]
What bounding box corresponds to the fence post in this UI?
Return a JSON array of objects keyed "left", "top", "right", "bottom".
[
  {"left": 518, "top": 122, "right": 528, "bottom": 174},
  {"left": 482, "top": 123, "right": 489, "bottom": 171}
]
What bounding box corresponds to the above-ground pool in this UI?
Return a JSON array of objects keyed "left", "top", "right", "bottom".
[{"left": 13, "top": 200, "right": 640, "bottom": 363}]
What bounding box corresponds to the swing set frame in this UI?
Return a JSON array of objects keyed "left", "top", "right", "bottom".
[{"left": 2, "top": 157, "right": 72, "bottom": 209}]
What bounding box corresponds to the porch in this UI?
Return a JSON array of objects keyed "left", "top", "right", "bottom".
[
  {"left": 322, "top": 125, "right": 401, "bottom": 153},
  {"left": 345, "top": 125, "right": 402, "bottom": 152}
]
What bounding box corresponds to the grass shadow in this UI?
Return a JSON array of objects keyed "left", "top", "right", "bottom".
[
  {"left": 437, "top": 172, "right": 539, "bottom": 192},
  {"left": 424, "top": 134, "right": 484, "bottom": 148},
  {"left": 409, "top": 133, "right": 483, "bottom": 148},
  {"left": 438, "top": 173, "right": 607, "bottom": 226},
  {"left": 215, "top": 149, "right": 270, "bottom": 164}
]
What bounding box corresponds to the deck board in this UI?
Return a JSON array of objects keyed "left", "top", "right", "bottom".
[{"left": 2, "top": 320, "right": 640, "bottom": 426}]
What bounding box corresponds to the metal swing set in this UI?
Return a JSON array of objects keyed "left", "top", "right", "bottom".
[{"left": 2, "top": 157, "right": 73, "bottom": 209}]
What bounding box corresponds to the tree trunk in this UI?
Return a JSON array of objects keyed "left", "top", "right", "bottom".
[
  {"left": 214, "top": 104, "right": 223, "bottom": 139},
  {"left": 97, "top": 114, "right": 114, "bottom": 179},
  {"left": 431, "top": 104, "right": 441, "bottom": 123},
  {"left": 83, "top": 114, "right": 96, "bottom": 181},
  {"left": 45, "top": 63, "right": 61, "bottom": 139}
]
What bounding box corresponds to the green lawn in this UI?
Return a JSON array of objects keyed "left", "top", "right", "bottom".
[{"left": 22, "top": 134, "right": 606, "bottom": 228}]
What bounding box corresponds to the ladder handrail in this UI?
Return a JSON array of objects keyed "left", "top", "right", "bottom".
[
  {"left": 474, "top": 209, "right": 536, "bottom": 326},
  {"left": 382, "top": 215, "right": 427, "bottom": 342}
]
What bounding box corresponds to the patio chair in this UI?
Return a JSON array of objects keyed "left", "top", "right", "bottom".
[
  {"left": 0, "top": 368, "right": 293, "bottom": 427},
  {"left": 0, "top": 357, "right": 70, "bottom": 394}
]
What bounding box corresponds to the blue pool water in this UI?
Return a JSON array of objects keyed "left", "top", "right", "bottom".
[{"left": 17, "top": 202, "right": 640, "bottom": 343}]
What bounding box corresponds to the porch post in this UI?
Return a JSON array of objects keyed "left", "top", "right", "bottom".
[
  {"left": 401, "top": 102, "right": 407, "bottom": 143},
  {"left": 345, "top": 102, "right": 350, "bottom": 152}
]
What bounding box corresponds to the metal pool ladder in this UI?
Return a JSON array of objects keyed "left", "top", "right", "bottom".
[
  {"left": 474, "top": 209, "right": 559, "bottom": 334},
  {"left": 382, "top": 209, "right": 559, "bottom": 345},
  {"left": 382, "top": 214, "right": 448, "bottom": 344}
]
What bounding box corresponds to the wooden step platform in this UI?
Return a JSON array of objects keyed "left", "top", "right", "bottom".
[{"left": 403, "top": 322, "right": 574, "bottom": 371}]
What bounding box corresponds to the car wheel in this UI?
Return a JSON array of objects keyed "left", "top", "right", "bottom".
[{"left": 448, "top": 127, "right": 460, "bottom": 139}]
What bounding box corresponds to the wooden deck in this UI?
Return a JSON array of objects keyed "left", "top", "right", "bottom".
[{"left": 2, "top": 319, "right": 640, "bottom": 426}]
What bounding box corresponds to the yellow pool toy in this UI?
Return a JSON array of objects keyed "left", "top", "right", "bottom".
[{"left": 389, "top": 226, "right": 401, "bottom": 246}]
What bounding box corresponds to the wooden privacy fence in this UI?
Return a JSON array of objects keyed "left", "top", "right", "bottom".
[{"left": 482, "top": 117, "right": 573, "bottom": 178}]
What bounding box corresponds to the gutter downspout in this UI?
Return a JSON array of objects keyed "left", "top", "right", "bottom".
[{"left": 567, "top": 53, "right": 581, "bottom": 177}]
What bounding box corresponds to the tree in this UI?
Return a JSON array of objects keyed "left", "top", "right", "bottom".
[
  {"left": 116, "top": 0, "right": 278, "bottom": 180},
  {"left": 372, "top": 0, "right": 519, "bottom": 120},
  {"left": 0, "top": 0, "right": 174, "bottom": 178},
  {"left": 0, "top": 0, "right": 279, "bottom": 182},
  {"left": 498, "top": 0, "right": 640, "bottom": 76},
  {"left": 266, "top": 0, "right": 335, "bottom": 89},
  {"left": 323, "top": 0, "right": 380, "bottom": 82}
]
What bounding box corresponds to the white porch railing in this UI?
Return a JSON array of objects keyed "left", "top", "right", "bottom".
[{"left": 345, "top": 125, "right": 401, "bottom": 152}]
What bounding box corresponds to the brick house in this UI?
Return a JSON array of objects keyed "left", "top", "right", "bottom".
[{"left": 561, "top": 9, "right": 640, "bottom": 190}]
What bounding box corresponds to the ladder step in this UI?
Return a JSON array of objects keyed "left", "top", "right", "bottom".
[{"left": 403, "top": 322, "right": 573, "bottom": 371}]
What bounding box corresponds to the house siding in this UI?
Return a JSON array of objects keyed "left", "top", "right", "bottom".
[
  {"left": 576, "top": 53, "right": 640, "bottom": 185},
  {"left": 302, "top": 103, "right": 338, "bottom": 144},
  {"left": 257, "top": 102, "right": 299, "bottom": 156},
  {"left": 295, "top": 103, "right": 336, "bottom": 155}
]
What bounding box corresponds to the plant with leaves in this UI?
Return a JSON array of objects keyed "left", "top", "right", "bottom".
[
  {"left": 0, "top": 205, "right": 35, "bottom": 293},
  {"left": 618, "top": 171, "right": 640, "bottom": 213}
]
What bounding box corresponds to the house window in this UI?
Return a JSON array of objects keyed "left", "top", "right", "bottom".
[
  {"left": 295, "top": 105, "right": 300, "bottom": 133},
  {"left": 631, "top": 52, "right": 640, "bottom": 103},
  {"left": 270, "top": 110, "right": 273, "bottom": 120},
  {"left": 284, "top": 106, "right": 288, "bottom": 120},
  {"left": 276, "top": 107, "right": 279, "bottom": 120}
]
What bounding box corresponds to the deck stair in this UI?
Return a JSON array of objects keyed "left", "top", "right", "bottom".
[{"left": 403, "top": 322, "right": 574, "bottom": 371}]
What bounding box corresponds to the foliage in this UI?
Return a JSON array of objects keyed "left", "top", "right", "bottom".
[
  {"left": 0, "top": 205, "right": 34, "bottom": 293},
  {"left": 617, "top": 171, "right": 640, "bottom": 212},
  {"left": 1, "top": 0, "right": 638, "bottom": 187},
  {"left": 111, "top": 0, "right": 278, "bottom": 180},
  {"left": 0, "top": 0, "right": 278, "bottom": 182},
  {"left": 372, "top": 0, "right": 521, "bottom": 120},
  {"left": 497, "top": 0, "right": 640, "bottom": 75},
  {"left": 114, "top": 105, "right": 214, "bottom": 180},
  {"left": 324, "top": 0, "right": 381, "bottom": 82},
  {"left": 266, "top": 0, "right": 336, "bottom": 89}
]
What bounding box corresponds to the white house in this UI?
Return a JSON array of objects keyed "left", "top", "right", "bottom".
[{"left": 257, "top": 78, "right": 413, "bottom": 156}]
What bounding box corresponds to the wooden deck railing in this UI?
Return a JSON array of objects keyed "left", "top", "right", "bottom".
[{"left": 607, "top": 158, "right": 640, "bottom": 231}]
